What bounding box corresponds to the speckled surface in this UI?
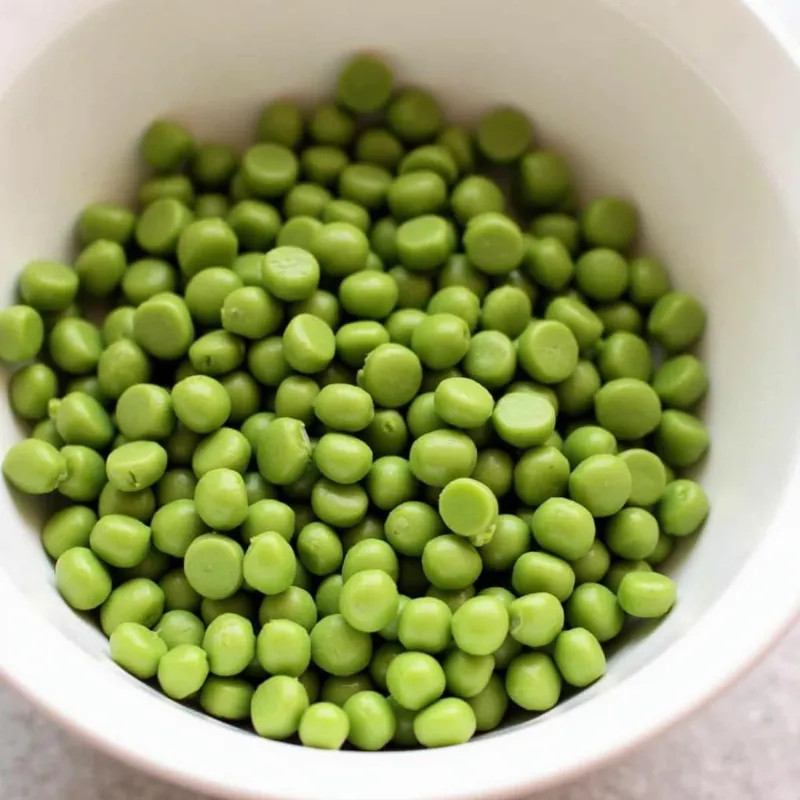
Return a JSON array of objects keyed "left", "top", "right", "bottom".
[{"left": 0, "top": 0, "right": 799, "bottom": 797}]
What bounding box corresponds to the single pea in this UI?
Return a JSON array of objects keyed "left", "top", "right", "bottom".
[
  {"left": 155, "top": 609, "right": 205, "bottom": 649},
  {"left": 195, "top": 468, "right": 248, "bottom": 530},
  {"left": 3, "top": 438, "right": 66, "bottom": 494},
  {"left": 122, "top": 258, "right": 177, "bottom": 306},
  {"left": 232, "top": 252, "right": 267, "bottom": 286},
  {"left": 606, "top": 507, "right": 659, "bottom": 560},
  {"left": 654, "top": 409, "right": 710, "bottom": 467},
  {"left": 506, "top": 652, "right": 562, "bottom": 712},
  {"left": 134, "top": 197, "right": 193, "bottom": 257},
  {"left": 339, "top": 271, "right": 398, "bottom": 320},
  {"left": 242, "top": 498, "right": 294, "bottom": 545},
  {"left": 358, "top": 343, "right": 423, "bottom": 408},
  {"left": 310, "top": 221, "right": 369, "bottom": 278},
  {"left": 255, "top": 618, "right": 311, "bottom": 678},
  {"left": 383, "top": 651, "right": 445, "bottom": 713},
  {"left": 257, "top": 99, "right": 303, "bottom": 148},
  {"left": 223, "top": 199, "right": 282, "bottom": 253},
  {"left": 595, "top": 301, "right": 644, "bottom": 335},
  {"left": 438, "top": 478, "right": 498, "bottom": 544},
  {"left": 427, "top": 287, "right": 481, "bottom": 333},
  {"left": 313, "top": 383, "right": 374, "bottom": 433},
  {"left": 387, "top": 170, "right": 448, "bottom": 221},
  {"left": 298, "top": 702, "right": 350, "bottom": 750},
  {"left": 509, "top": 592, "right": 565, "bottom": 648},
  {"left": 478, "top": 514, "right": 528, "bottom": 572},
  {"left": 492, "top": 392, "right": 556, "bottom": 448},
  {"left": 462, "top": 330, "right": 517, "bottom": 389},
  {"left": 191, "top": 141, "right": 238, "bottom": 190},
  {"left": 192, "top": 427, "right": 251, "bottom": 477},
  {"left": 422, "top": 534, "right": 482, "bottom": 591},
  {"left": 200, "top": 676, "right": 254, "bottom": 722},
  {"left": 468, "top": 674, "right": 508, "bottom": 733},
  {"left": 476, "top": 105, "right": 532, "bottom": 164},
  {"left": 522, "top": 236, "right": 574, "bottom": 291},
  {"left": 553, "top": 628, "right": 607, "bottom": 688},
  {"left": 566, "top": 582, "right": 624, "bottom": 642},
  {"left": 291, "top": 289, "right": 341, "bottom": 330},
  {"left": 569, "top": 454, "right": 632, "bottom": 518},
  {"left": 0, "top": 306, "right": 44, "bottom": 363},
  {"left": 282, "top": 313, "right": 335, "bottom": 374},
  {"left": 545, "top": 298, "right": 603, "bottom": 355},
  {"left": 394, "top": 215, "right": 454, "bottom": 273},
  {"left": 434, "top": 377, "right": 494, "bottom": 430},
  {"left": 529, "top": 214, "right": 579, "bottom": 253},
  {"left": 336, "top": 53, "right": 393, "bottom": 114},
  {"left": 184, "top": 533, "right": 244, "bottom": 600},
  {"left": 284, "top": 183, "right": 331, "bottom": 219},
  {"left": 244, "top": 471, "right": 275, "bottom": 504},
  {"left": 301, "top": 146, "right": 349, "bottom": 186},
  {"left": 310, "top": 614, "right": 372, "bottom": 677},
  {"left": 156, "top": 643, "right": 209, "bottom": 700},
  {"left": 479, "top": 286, "right": 530, "bottom": 339},
  {"left": 251, "top": 675, "right": 310, "bottom": 740},
  {"left": 256, "top": 585, "right": 315, "bottom": 634},
  {"left": 652, "top": 354, "right": 709, "bottom": 410},
  {"left": 341, "top": 690, "right": 395, "bottom": 751},
  {"left": 256, "top": 416, "right": 312, "bottom": 486},
  {"left": 396, "top": 596, "right": 451, "bottom": 653},
  {"left": 618, "top": 571, "right": 677, "bottom": 618},
  {"left": 139, "top": 175, "right": 195, "bottom": 208},
  {"left": 629, "top": 255, "right": 671, "bottom": 307},
  {"left": 201, "top": 612, "right": 256, "bottom": 677},
  {"left": 256, "top": 247, "right": 321, "bottom": 305},
  {"left": 435, "top": 124, "right": 474, "bottom": 174},
  {"left": 581, "top": 196, "right": 638, "bottom": 252},
  {"left": 322, "top": 198, "right": 370, "bottom": 231},
  {"left": 9, "top": 363, "right": 58, "bottom": 420},
  {"left": 140, "top": 118, "right": 193, "bottom": 171},
  {"left": 413, "top": 697, "right": 476, "bottom": 748},
  {"left": 311, "top": 479, "right": 369, "bottom": 529},
  {"left": 241, "top": 529, "right": 297, "bottom": 595},
  {"left": 308, "top": 102, "right": 355, "bottom": 147},
  {"left": 657, "top": 478, "right": 709, "bottom": 536},
  {"left": 132, "top": 292, "right": 194, "bottom": 361},
  {"left": 77, "top": 202, "right": 135, "bottom": 246},
  {"left": 105, "top": 441, "right": 168, "bottom": 494},
  {"left": 648, "top": 290, "right": 707, "bottom": 352},
  {"left": 41, "top": 505, "right": 96, "bottom": 560},
  {"left": 531, "top": 497, "right": 596, "bottom": 561},
  {"left": 172, "top": 375, "right": 231, "bottom": 434},
  {"left": 406, "top": 392, "right": 447, "bottom": 438},
  {"left": 411, "top": 313, "right": 470, "bottom": 370},
  {"left": 464, "top": 212, "right": 524, "bottom": 276},
  {"left": 100, "top": 577, "right": 164, "bottom": 636},
  {"left": 512, "top": 551, "right": 575, "bottom": 602},
  {"left": 574, "top": 248, "right": 630, "bottom": 302},
  {"left": 519, "top": 150, "right": 572, "bottom": 208},
  {"left": 48, "top": 318, "right": 102, "bottom": 375},
  {"left": 366, "top": 456, "right": 418, "bottom": 512},
  {"left": 110, "top": 621, "right": 168, "bottom": 680},
  {"left": 49, "top": 391, "right": 113, "bottom": 449},
  {"left": 296, "top": 522, "right": 344, "bottom": 577},
  {"left": 517, "top": 320, "right": 579, "bottom": 384},
  {"left": 594, "top": 378, "right": 662, "bottom": 440},
  {"left": 340, "top": 569, "right": 399, "bottom": 633},
  {"left": 315, "top": 574, "right": 344, "bottom": 618},
  {"left": 19, "top": 260, "right": 78, "bottom": 312},
  {"left": 562, "top": 425, "right": 618, "bottom": 468},
  {"left": 74, "top": 239, "right": 127, "bottom": 297},
  {"left": 55, "top": 547, "right": 112, "bottom": 610},
  {"left": 513, "top": 446, "right": 570, "bottom": 507},
  {"left": 97, "top": 482, "right": 155, "bottom": 522},
  {"left": 114, "top": 384, "right": 174, "bottom": 442},
  {"left": 88, "top": 513, "right": 151, "bottom": 568},
  {"left": 342, "top": 538, "right": 399, "bottom": 583},
  {"left": 647, "top": 533, "right": 675, "bottom": 566},
  {"left": 247, "top": 337, "right": 291, "bottom": 387},
  {"left": 409, "top": 430, "right": 478, "bottom": 488},
  {"left": 387, "top": 88, "right": 443, "bottom": 143},
  {"left": 356, "top": 129, "right": 405, "bottom": 170}
]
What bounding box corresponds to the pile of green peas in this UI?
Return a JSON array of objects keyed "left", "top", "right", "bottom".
[{"left": 0, "top": 52, "right": 710, "bottom": 751}]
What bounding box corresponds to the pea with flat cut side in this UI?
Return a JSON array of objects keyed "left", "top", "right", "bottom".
[
  {"left": 648, "top": 291, "right": 707, "bottom": 352},
  {"left": 184, "top": 533, "right": 244, "bottom": 600},
  {"left": 493, "top": 392, "right": 556, "bottom": 448},
  {"left": 464, "top": 212, "right": 524, "bottom": 276},
  {"left": 439, "top": 478, "right": 498, "bottom": 543},
  {"left": 652, "top": 354, "right": 709, "bottom": 409},
  {"left": 618, "top": 571, "right": 677, "bottom": 618},
  {"left": 476, "top": 107, "right": 532, "bottom": 164},
  {"left": 518, "top": 320, "right": 579, "bottom": 384},
  {"left": 520, "top": 151, "right": 572, "bottom": 208},
  {"left": 523, "top": 236, "right": 574, "bottom": 291},
  {"left": 434, "top": 377, "right": 494, "bottom": 430},
  {"left": 463, "top": 330, "right": 517, "bottom": 389},
  {"left": 581, "top": 196, "right": 638, "bottom": 252},
  {"left": 658, "top": 478, "right": 709, "bottom": 536},
  {"left": 388, "top": 89, "right": 443, "bottom": 144},
  {"left": 654, "top": 409, "right": 709, "bottom": 467}
]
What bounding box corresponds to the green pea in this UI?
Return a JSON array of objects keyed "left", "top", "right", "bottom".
[
  {"left": 184, "top": 533, "right": 244, "bottom": 600},
  {"left": 553, "top": 628, "right": 606, "bottom": 687},
  {"left": 298, "top": 702, "right": 350, "bottom": 750},
  {"left": 571, "top": 542, "right": 612, "bottom": 587},
  {"left": 414, "top": 697, "right": 476, "bottom": 748},
  {"left": 594, "top": 378, "right": 662, "bottom": 440},
  {"left": 566, "top": 583, "right": 624, "bottom": 642},
  {"left": 244, "top": 531, "right": 297, "bottom": 595},
  {"left": 468, "top": 674, "right": 508, "bottom": 732},
  {"left": 581, "top": 196, "right": 638, "bottom": 252},
  {"left": 77, "top": 202, "right": 135, "bottom": 245},
  {"left": 513, "top": 446, "right": 570, "bottom": 507},
  {"left": 340, "top": 569, "right": 399, "bottom": 633},
  {"left": 100, "top": 577, "right": 164, "bottom": 636},
  {"left": 257, "top": 417, "right": 312, "bottom": 485},
  {"left": 356, "top": 129, "right": 405, "bottom": 170},
  {"left": 657, "top": 478, "right": 709, "bottom": 536},
  {"left": 201, "top": 676, "right": 254, "bottom": 722},
  {"left": 476, "top": 106, "right": 531, "bottom": 163},
  {"left": 55, "top": 547, "right": 112, "bottom": 610},
  {"left": 110, "top": 621, "right": 167, "bottom": 679},
  {"left": 506, "top": 652, "right": 562, "bottom": 712},
  {"left": 618, "top": 571, "right": 677, "bottom": 618},
  {"left": 629, "top": 256, "right": 671, "bottom": 307},
  {"left": 158, "top": 643, "right": 209, "bottom": 700},
  {"left": 512, "top": 551, "right": 575, "bottom": 602},
  {"left": 359, "top": 343, "right": 422, "bottom": 408},
  {"left": 654, "top": 409, "right": 709, "bottom": 467}
]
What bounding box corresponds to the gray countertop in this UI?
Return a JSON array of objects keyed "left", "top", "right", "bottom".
[{"left": 2, "top": 623, "right": 799, "bottom": 799}]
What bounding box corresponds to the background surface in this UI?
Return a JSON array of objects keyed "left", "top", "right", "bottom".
[{"left": 0, "top": 1, "right": 798, "bottom": 798}]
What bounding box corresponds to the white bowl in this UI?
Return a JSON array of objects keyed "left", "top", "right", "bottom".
[{"left": 1, "top": 0, "right": 800, "bottom": 798}]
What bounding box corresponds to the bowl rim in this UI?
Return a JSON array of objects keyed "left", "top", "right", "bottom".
[{"left": 2, "top": 0, "right": 800, "bottom": 798}]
